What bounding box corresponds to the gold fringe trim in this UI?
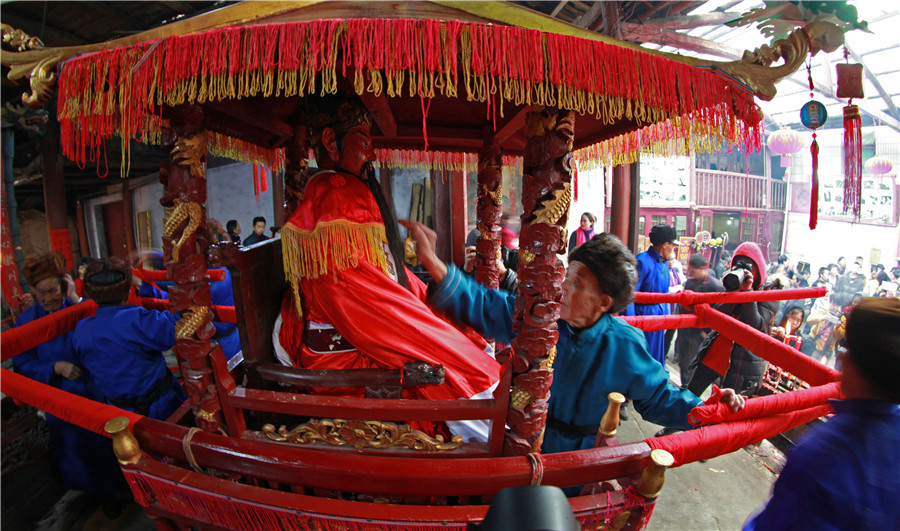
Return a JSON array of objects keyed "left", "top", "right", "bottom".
[{"left": 281, "top": 220, "right": 391, "bottom": 317}]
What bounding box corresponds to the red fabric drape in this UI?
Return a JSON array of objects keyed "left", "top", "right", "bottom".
[
  {"left": 698, "top": 333, "right": 734, "bottom": 375},
  {"left": 1, "top": 368, "right": 144, "bottom": 435},
  {"left": 694, "top": 304, "right": 840, "bottom": 386},
  {"left": 1, "top": 298, "right": 236, "bottom": 362},
  {"left": 648, "top": 404, "right": 832, "bottom": 466},
  {"left": 632, "top": 287, "right": 826, "bottom": 305},
  {"left": 689, "top": 381, "right": 841, "bottom": 426},
  {"left": 134, "top": 269, "right": 227, "bottom": 282},
  {"left": 1, "top": 300, "right": 98, "bottom": 362},
  {"left": 621, "top": 313, "right": 699, "bottom": 332}
]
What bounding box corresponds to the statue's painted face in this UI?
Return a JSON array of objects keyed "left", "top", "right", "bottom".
[{"left": 339, "top": 126, "right": 375, "bottom": 177}]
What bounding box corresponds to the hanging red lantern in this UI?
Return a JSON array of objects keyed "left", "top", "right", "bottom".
[{"left": 767, "top": 128, "right": 805, "bottom": 168}]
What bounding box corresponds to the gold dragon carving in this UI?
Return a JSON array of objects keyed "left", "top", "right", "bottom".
[
  {"left": 163, "top": 199, "right": 202, "bottom": 262},
  {"left": 510, "top": 387, "right": 532, "bottom": 412},
  {"left": 1, "top": 24, "right": 44, "bottom": 51},
  {"left": 531, "top": 184, "right": 571, "bottom": 227},
  {"left": 176, "top": 304, "right": 209, "bottom": 339},
  {"left": 262, "top": 419, "right": 463, "bottom": 451},
  {"left": 172, "top": 130, "right": 208, "bottom": 178},
  {"left": 1, "top": 24, "right": 59, "bottom": 109},
  {"left": 705, "top": 20, "right": 844, "bottom": 101}
]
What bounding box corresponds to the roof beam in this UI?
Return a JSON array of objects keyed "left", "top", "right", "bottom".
[
  {"left": 493, "top": 107, "right": 528, "bottom": 145},
  {"left": 94, "top": 2, "right": 149, "bottom": 31},
  {"left": 158, "top": 1, "right": 196, "bottom": 13},
  {"left": 573, "top": 0, "right": 604, "bottom": 29},
  {"left": 203, "top": 101, "right": 293, "bottom": 139},
  {"left": 845, "top": 44, "right": 900, "bottom": 123},
  {"left": 620, "top": 23, "right": 742, "bottom": 59},
  {"left": 550, "top": 1, "right": 569, "bottom": 17},
  {"left": 625, "top": 12, "right": 743, "bottom": 31},
  {"left": 0, "top": 11, "right": 91, "bottom": 47}
]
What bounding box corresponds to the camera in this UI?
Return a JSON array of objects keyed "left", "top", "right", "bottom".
[{"left": 723, "top": 267, "right": 747, "bottom": 291}]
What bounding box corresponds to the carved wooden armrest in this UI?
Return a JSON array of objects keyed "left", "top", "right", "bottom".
[{"left": 255, "top": 361, "right": 445, "bottom": 393}]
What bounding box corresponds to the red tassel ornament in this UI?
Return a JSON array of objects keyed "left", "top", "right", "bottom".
[
  {"left": 837, "top": 55, "right": 864, "bottom": 219},
  {"left": 842, "top": 105, "right": 862, "bottom": 218},
  {"left": 800, "top": 56, "right": 826, "bottom": 230},
  {"left": 809, "top": 134, "right": 819, "bottom": 230}
]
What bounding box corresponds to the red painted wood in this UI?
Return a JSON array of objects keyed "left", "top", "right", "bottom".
[
  {"left": 610, "top": 164, "right": 630, "bottom": 244},
  {"left": 228, "top": 388, "right": 499, "bottom": 421},
  {"left": 102, "top": 200, "right": 129, "bottom": 259},
  {"left": 121, "top": 181, "right": 137, "bottom": 260},
  {"left": 75, "top": 200, "right": 89, "bottom": 260},
  {"left": 209, "top": 348, "right": 246, "bottom": 436},
  {"left": 132, "top": 417, "right": 652, "bottom": 496}
]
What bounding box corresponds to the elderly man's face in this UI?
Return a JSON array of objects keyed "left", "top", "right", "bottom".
[
  {"left": 659, "top": 241, "right": 676, "bottom": 260},
  {"left": 560, "top": 261, "right": 609, "bottom": 328},
  {"left": 33, "top": 277, "right": 64, "bottom": 312}
]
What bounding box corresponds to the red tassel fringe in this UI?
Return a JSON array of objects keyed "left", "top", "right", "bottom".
[
  {"left": 57, "top": 18, "right": 761, "bottom": 177},
  {"left": 121, "top": 468, "right": 652, "bottom": 531},
  {"left": 842, "top": 105, "right": 862, "bottom": 218}
]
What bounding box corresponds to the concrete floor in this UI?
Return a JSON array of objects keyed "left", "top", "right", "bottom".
[{"left": 617, "top": 398, "right": 780, "bottom": 531}]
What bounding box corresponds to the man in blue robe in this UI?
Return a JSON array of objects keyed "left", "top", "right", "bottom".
[
  {"left": 73, "top": 257, "right": 186, "bottom": 420},
  {"left": 13, "top": 252, "right": 124, "bottom": 495},
  {"left": 626, "top": 224, "right": 680, "bottom": 367},
  {"left": 402, "top": 221, "right": 745, "bottom": 458},
  {"left": 136, "top": 267, "right": 241, "bottom": 364},
  {"left": 744, "top": 298, "right": 900, "bottom": 530}
]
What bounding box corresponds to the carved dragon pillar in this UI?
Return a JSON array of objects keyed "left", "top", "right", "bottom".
[
  {"left": 474, "top": 139, "right": 502, "bottom": 289},
  {"left": 159, "top": 105, "right": 224, "bottom": 434},
  {"left": 504, "top": 107, "right": 573, "bottom": 455}
]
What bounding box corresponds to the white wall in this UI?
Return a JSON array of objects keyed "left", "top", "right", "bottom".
[
  {"left": 206, "top": 162, "right": 275, "bottom": 236},
  {"left": 129, "top": 162, "right": 276, "bottom": 253}
]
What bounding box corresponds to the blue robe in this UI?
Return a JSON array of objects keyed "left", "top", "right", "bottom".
[
  {"left": 430, "top": 265, "right": 702, "bottom": 455},
  {"left": 73, "top": 305, "right": 185, "bottom": 420},
  {"left": 13, "top": 299, "right": 124, "bottom": 493},
  {"left": 744, "top": 400, "right": 900, "bottom": 530},
  {"left": 627, "top": 247, "right": 670, "bottom": 366},
  {"left": 138, "top": 268, "right": 241, "bottom": 361}
]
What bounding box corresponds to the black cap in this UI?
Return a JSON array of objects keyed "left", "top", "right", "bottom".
[
  {"left": 689, "top": 253, "right": 708, "bottom": 269},
  {"left": 649, "top": 224, "right": 680, "bottom": 246}
]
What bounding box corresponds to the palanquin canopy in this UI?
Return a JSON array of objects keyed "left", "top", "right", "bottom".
[{"left": 26, "top": 1, "right": 769, "bottom": 176}]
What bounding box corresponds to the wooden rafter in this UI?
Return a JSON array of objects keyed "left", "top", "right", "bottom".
[
  {"left": 846, "top": 44, "right": 900, "bottom": 122},
  {"left": 620, "top": 22, "right": 742, "bottom": 59},
  {"left": 550, "top": 1, "right": 569, "bottom": 17}
]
